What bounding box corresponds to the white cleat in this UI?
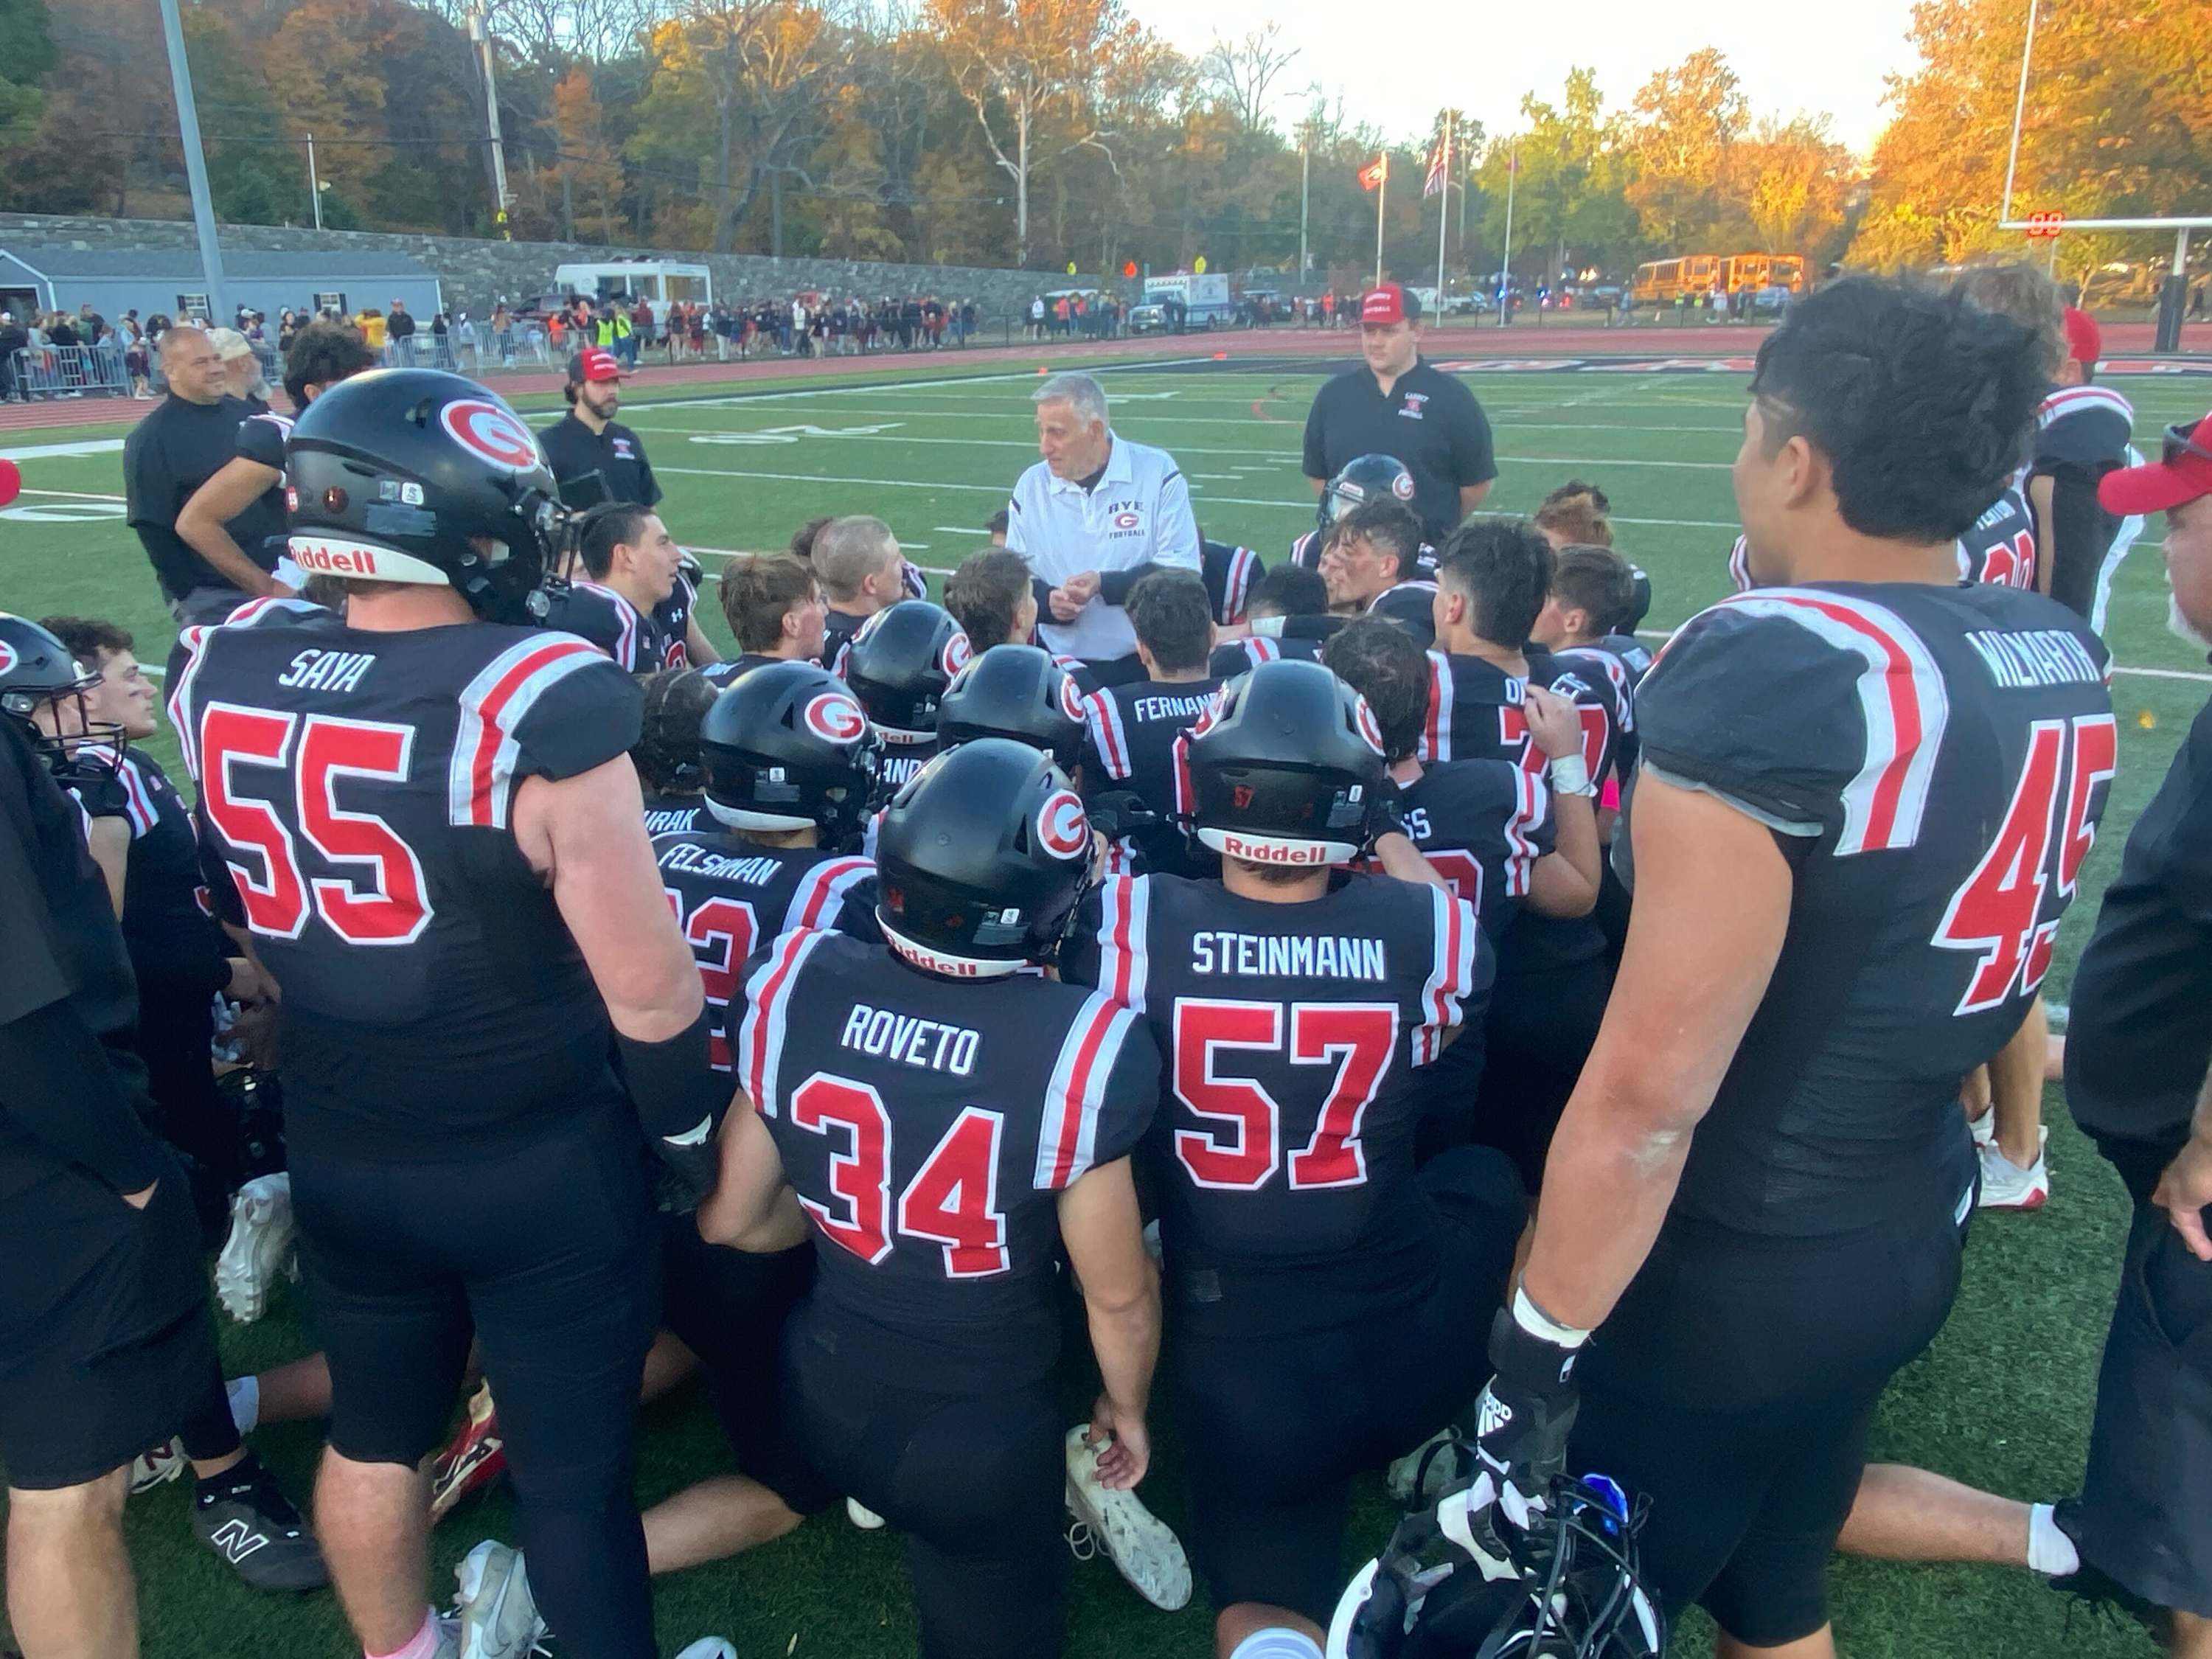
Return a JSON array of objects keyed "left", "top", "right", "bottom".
[
  {"left": 846, "top": 1497, "right": 886, "bottom": 1530},
  {"left": 672, "top": 1643, "right": 737, "bottom": 1659},
  {"left": 1063, "top": 1425, "right": 1192, "bottom": 1611},
  {"left": 215, "top": 1173, "right": 298, "bottom": 1324},
  {"left": 1385, "top": 1427, "right": 1475, "bottom": 1509},
  {"left": 453, "top": 1540, "right": 549, "bottom": 1659},
  {"left": 1977, "top": 1140, "right": 2051, "bottom": 1211},
  {"left": 130, "top": 1437, "right": 187, "bottom": 1495}
]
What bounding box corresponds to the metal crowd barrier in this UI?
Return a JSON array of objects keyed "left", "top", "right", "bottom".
[{"left": 4, "top": 343, "right": 133, "bottom": 400}]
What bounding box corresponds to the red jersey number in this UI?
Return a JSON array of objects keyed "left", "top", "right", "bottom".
[
  {"left": 1171, "top": 998, "right": 1399, "bottom": 1192},
  {"left": 788, "top": 1077, "right": 1012, "bottom": 1278},
  {"left": 666, "top": 891, "right": 759, "bottom": 1073}
]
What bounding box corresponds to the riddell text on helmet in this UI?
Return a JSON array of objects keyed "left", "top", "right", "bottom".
[{"left": 1220, "top": 833, "right": 1330, "bottom": 866}]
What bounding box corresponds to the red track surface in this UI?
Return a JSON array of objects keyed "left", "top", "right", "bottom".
[{"left": 4, "top": 316, "right": 2206, "bottom": 437}]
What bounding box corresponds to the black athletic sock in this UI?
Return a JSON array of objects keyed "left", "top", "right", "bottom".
[{"left": 194, "top": 1450, "right": 294, "bottom": 1520}]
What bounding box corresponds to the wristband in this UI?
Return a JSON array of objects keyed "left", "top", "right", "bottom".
[
  {"left": 1486, "top": 1291, "right": 1586, "bottom": 1397},
  {"left": 614, "top": 1006, "right": 728, "bottom": 1146},
  {"left": 1547, "top": 754, "right": 1594, "bottom": 798},
  {"left": 1251, "top": 615, "right": 1286, "bottom": 639}
]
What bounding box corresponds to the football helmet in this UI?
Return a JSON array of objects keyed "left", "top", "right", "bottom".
[
  {"left": 1328, "top": 1465, "right": 1663, "bottom": 1659},
  {"left": 699, "top": 661, "right": 878, "bottom": 846},
  {"left": 874, "top": 738, "right": 1092, "bottom": 978},
  {"left": 0, "top": 613, "right": 124, "bottom": 782},
  {"left": 1321, "top": 453, "right": 1418, "bottom": 529},
  {"left": 936, "top": 644, "right": 1085, "bottom": 770},
  {"left": 841, "top": 599, "right": 970, "bottom": 740},
  {"left": 1621, "top": 563, "right": 1653, "bottom": 633},
  {"left": 1180, "top": 658, "right": 1385, "bottom": 868},
  {"left": 282, "top": 369, "right": 567, "bottom": 624}
]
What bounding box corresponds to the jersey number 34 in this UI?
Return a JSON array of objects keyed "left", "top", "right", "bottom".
[{"left": 1933, "top": 713, "right": 2115, "bottom": 1015}]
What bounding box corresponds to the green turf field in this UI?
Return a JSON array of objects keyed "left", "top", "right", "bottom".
[{"left": 2, "top": 356, "right": 2207, "bottom": 1656}]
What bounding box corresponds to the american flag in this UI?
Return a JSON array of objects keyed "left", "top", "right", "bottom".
[{"left": 1424, "top": 140, "right": 1447, "bottom": 198}]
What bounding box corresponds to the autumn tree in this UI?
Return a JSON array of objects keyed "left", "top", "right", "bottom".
[
  {"left": 1198, "top": 23, "right": 1297, "bottom": 133},
  {"left": 1624, "top": 48, "right": 1748, "bottom": 249}
]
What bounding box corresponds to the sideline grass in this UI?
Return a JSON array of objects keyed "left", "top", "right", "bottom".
[{"left": 1, "top": 358, "right": 2201, "bottom": 1656}]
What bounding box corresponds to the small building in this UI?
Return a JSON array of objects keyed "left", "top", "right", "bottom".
[
  {"left": 0, "top": 245, "right": 445, "bottom": 327},
  {"left": 552, "top": 260, "right": 713, "bottom": 308}
]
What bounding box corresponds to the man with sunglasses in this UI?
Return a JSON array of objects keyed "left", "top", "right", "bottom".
[{"left": 2059, "top": 410, "right": 2212, "bottom": 1653}]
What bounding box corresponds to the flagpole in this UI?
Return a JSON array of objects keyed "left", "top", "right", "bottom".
[
  {"left": 1435, "top": 112, "right": 1451, "bottom": 309},
  {"left": 1497, "top": 146, "right": 1517, "bottom": 327},
  {"left": 1374, "top": 156, "right": 1387, "bottom": 287}
]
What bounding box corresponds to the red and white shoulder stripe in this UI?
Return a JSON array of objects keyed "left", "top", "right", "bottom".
[
  {"left": 167, "top": 625, "right": 216, "bottom": 782},
  {"left": 1503, "top": 767, "right": 1546, "bottom": 897},
  {"left": 112, "top": 752, "right": 160, "bottom": 838},
  {"left": 1082, "top": 687, "right": 1133, "bottom": 779},
  {"left": 736, "top": 925, "right": 832, "bottom": 1118},
  {"left": 571, "top": 580, "right": 642, "bottom": 669},
  {"left": 1090, "top": 872, "right": 1151, "bottom": 1013},
  {"left": 781, "top": 855, "right": 874, "bottom": 934},
  {"left": 2038, "top": 385, "right": 2133, "bottom": 428},
  {"left": 1413, "top": 883, "right": 1479, "bottom": 1065},
  {"left": 1418, "top": 650, "right": 1454, "bottom": 763},
  {"left": 1727, "top": 535, "right": 1753, "bottom": 594},
  {"left": 447, "top": 635, "right": 610, "bottom": 830},
  {"left": 1711, "top": 587, "right": 1950, "bottom": 856},
  {"left": 1033, "top": 990, "right": 1141, "bottom": 1189},
  {"left": 1221, "top": 546, "right": 1259, "bottom": 624}
]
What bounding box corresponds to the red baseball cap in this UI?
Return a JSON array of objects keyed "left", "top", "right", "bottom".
[
  {"left": 2062, "top": 305, "right": 2101, "bottom": 366},
  {"left": 2099, "top": 411, "right": 2212, "bottom": 515},
  {"left": 1360, "top": 284, "right": 1420, "bottom": 326},
  {"left": 567, "top": 347, "right": 625, "bottom": 384}
]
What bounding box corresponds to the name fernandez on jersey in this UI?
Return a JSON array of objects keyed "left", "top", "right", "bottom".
[
  {"left": 1192, "top": 931, "right": 1388, "bottom": 979},
  {"left": 838, "top": 1002, "right": 981, "bottom": 1075}
]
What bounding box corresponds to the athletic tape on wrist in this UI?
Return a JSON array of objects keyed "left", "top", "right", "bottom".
[{"left": 1548, "top": 754, "right": 1593, "bottom": 797}]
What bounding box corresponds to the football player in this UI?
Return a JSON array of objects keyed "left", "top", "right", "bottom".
[
  {"left": 1288, "top": 453, "right": 1436, "bottom": 576},
  {"left": 698, "top": 740, "right": 1171, "bottom": 1658},
  {"left": 171, "top": 370, "right": 735, "bottom": 1659},
  {"left": 1064, "top": 658, "right": 1523, "bottom": 1659},
  {"left": 945, "top": 547, "right": 1040, "bottom": 652},
  {"left": 1077, "top": 570, "right": 1222, "bottom": 877},
  {"left": 1316, "top": 500, "right": 1439, "bottom": 638},
  {"left": 633, "top": 667, "right": 719, "bottom": 835},
  {"left": 1208, "top": 565, "right": 1330, "bottom": 678},
  {"left": 1471, "top": 278, "right": 2115, "bottom": 1659},
  {"left": 838, "top": 599, "right": 970, "bottom": 797},
  {"left": 811, "top": 515, "right": 912, "bottom": 667},
  {"left": 937, "top": 644, "right": 1086, "bottom": 771},
  {"left": 541, "top": 504, "right": 692, "bottom": 672},
  {"left": 703, "top": 552, "right": 830, "bottom": 686},
  {"left": 1200, "top": 536, "right": 1263, "bottom": 627},
  {"left": 1531, "top": 479, "right": 1613, "bottom": 552}
]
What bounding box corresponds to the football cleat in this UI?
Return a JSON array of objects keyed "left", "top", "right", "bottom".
[
  {"left": 671, "top": 1643, "right": 738, "bottom": 1659},
  {"left": 1977, "top": 1140, "right": 2051, "bottom": 1210},
  {"left": 430, "top": 1382, "right": 507, "bottom": 1522},
  {"left": 215, "top": 1172, "right": 299, "bottom": 1324},
  {"left": 846, "top": 1497, "right": 887, "bottom": 1530},
  {"left": 453, "top": 1540, "right": 549, "bottom": 1659},
  {"left": 1063, "top": 1426, "right": 1192, "bottom": 1611},
  {"left": 190, "top": 1461, "right": 331, "bottom": 1593},
  {"left": 130, "top": 1437, "right": 187, "bottom": 1495}
]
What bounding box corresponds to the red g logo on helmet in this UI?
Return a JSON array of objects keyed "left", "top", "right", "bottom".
[
  {"left": 804, "top": 690, "right": 868, "bottom": 744},
  {"left": 1352, "top": 695, "right": 1386, "bottom": 755},
  {"left": 1036, "top": 790, "right": 1088, "bottom": 859},
  {"left": 439, "top": 399, "right": 541, "bottom": 470},
  {"left": 940, "top": 631, "right": 973, "bottom": 678},
  {"left": 1057, "top": 672, "right": 1086, "bottom": 723},
  {"left": 0, "top": 640, "right": 17, "bottom": 677},
  {"left": 1391, "top": 472, "right": 1415, "bottom": 501}
]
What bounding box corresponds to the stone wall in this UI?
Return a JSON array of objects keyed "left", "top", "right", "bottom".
[{"left": 0, "top": 213, "right": 1095, "bottom": 322}]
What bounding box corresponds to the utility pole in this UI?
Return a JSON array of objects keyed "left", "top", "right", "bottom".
[
  {"left": 158, "top": 0, "right": 228, "bottom": 324},
  {"left": 1299, "top": 139, "right": 1310, "bottom": 280},
  {"left": 467, "top": 4, "right": 514, "bottom": 240},
  {"left": 1374, "top": 156, "right": 1387, "bottom": 288},
  {"left": 306, "top": 131, "right": 321, "bottom": 231},
  {"left": 1434, "top": 111, "right": 1452, "bottom": 309},
  {"left": 1497, "top": 147, "right": 1517, "bottom": 326}
]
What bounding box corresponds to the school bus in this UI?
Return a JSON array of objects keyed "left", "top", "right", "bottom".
[
  {"left": 1630, "top": 254, "right": 1725, "bottom": 305},
  {"left": 1722, "top": 254, "right": 1807, "bottom": 296}
]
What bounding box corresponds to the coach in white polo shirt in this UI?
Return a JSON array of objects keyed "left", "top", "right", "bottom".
[{"left": 1005, "top": 371, "right": 1200, "bottom": 678}]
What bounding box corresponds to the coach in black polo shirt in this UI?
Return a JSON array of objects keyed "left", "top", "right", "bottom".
[
  {"left": 1303, "top": 283, "right": 1495, "bottom": 543},
  {"left": 540, "top": 347, "right": 663, "bottom": 510}
]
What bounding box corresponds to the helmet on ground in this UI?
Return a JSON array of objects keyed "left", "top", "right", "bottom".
[
  {"left": 936, "top": 644, "right": 1085, "bottom": 770},
  {"left": 841, "top": 599, "right": 970, "bottom": 740},
  {"left": 1321, "top": 453, "right": 1418, "bottom": 529},
  {"left": 0, "top": 613, "right": 122, "bottom": 782},
  {"left": 1328, "top": 1467, "right": 1664, "bottom": 1659},
  {"left": 1180, "top": 658, "right": 1385, "bottom": 868},
  {"left": 282, "top": 368, "right": 565, "bottom": 624},
  {"left": 700, "top": 661, "right": 877, "bottom": 846},
  {"left": 873, "top": 738, "right": 1092, "bottom": 978}
]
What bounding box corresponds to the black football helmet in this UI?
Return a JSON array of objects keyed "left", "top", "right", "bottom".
[
  {"left": 1622, "top": 563, "right": 1653, "bottom": 633},
  {"left": 1328, "top": 1467, "right": 1664, "bottom": 1659},
  {"left": 874, "top": 738, "right": 1092, "bottom": 978},
  {"left": 1180, "top": 658, "right": 1385, "bottom": 868},
  {"left": 699, "top": 661, "right": 879, "bottom": 847},
  {"left": 0, "top": 613, "right": 124, "bottom": 782},
  {"left": 936, "top": 644, "right": 1085, "bottom": 770},
  {"left": 282, "top": 369, "right": 567, "bottom": 625},
  {"left": 841, "top": 599, "right": 971, "bottom": 740},
  {"left": 1321, "top": 453, "right": 1418, "bottom": 529}
]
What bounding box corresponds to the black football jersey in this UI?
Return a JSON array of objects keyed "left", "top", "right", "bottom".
[
  {"left": 1554, "top": 642, "right": 1643, "bottom": 775},
  {"left": 1066, "top": 870, "right": 1488, "bottom": 1335},
  {"left": 1201, "top": 540, "right": 1262, "bottom": 625},
  {"left": 649, "top": 561, "right": 701, "bottom": 669},
  {"left": 72, "top": 746, "right": 229, "bottom": 984},
  {"left": 1419, "top": 647, "right": 1623, "bottom": 783},
  {"left": 1955, "top": 480, "right": 2039, "bottom": 590},
  {"left": 542, "top": 580, "right": 682, "bottom": 673},
  {"left": 656, "top": 829, "right": 877, "bottom": 1074},
  {"left": 1397, "top": 759, "right": 1556, "bottom": 941},
  {"left": 1635, "top": 582, "right": 2115, "bottom": 1237},
  {"left": 738, "top": 928, "right": 1158, "bottom": 1387},
  {"left": 1207, "top": 635, "right": 1325, "bottom": 679},
  {"left": 170, "top": 604, "right": 641, "bottom": 1150},
  {"left": 1078, "top": 678, "right": 1222, "bottom": 875},
  {"left": 872, "top": 734, "right": 939, "bottom": 804},
  {"left": 698, "top": 653, "right": 784, "bottom": 689},
  {"left": 821, "top": 608, "right": 866, "bottom": 669},
  {"left": 642, "top": 789, "right": 706, "bottom": 837}
]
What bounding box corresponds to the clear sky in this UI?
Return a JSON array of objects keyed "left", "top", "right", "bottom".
[{"left": 1123, "top": 0, "right": 1930, "bottom": 157}]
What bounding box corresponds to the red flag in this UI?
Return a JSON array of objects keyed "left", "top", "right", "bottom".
[{"left": 1358, "top": 156, "right": 1388, "bottom": 190}]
